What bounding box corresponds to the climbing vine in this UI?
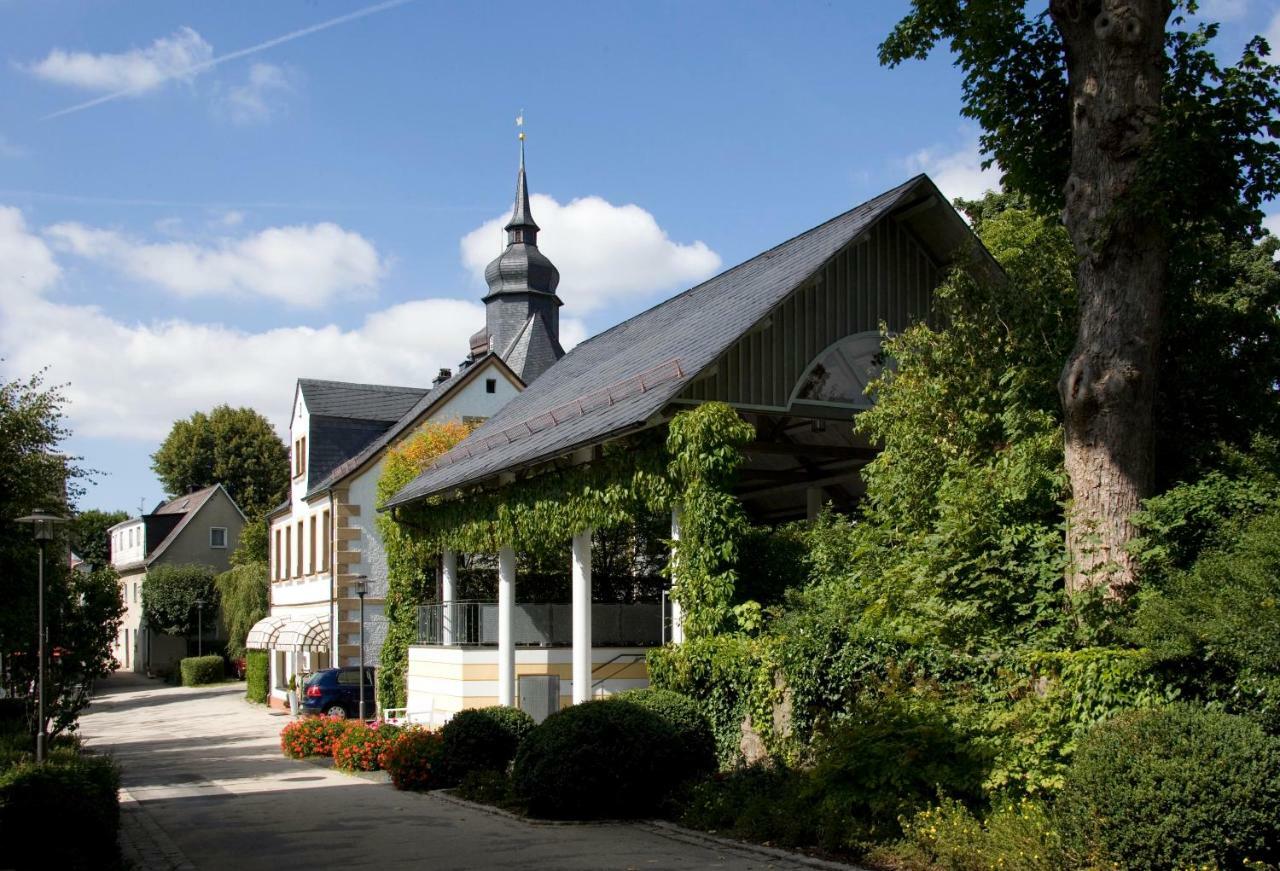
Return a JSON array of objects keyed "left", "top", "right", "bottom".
[
  {"left": 376, "top": 420, "right": 474, "bottom": 709},
  {"left": 665, "top": 403, "right": 755, "bottom": 638}
]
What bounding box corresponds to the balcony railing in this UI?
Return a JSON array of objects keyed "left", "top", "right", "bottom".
[{"left": 417, "top": 600, "right": 662, "bottom": 647}]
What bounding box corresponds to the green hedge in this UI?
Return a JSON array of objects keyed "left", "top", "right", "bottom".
[
  {"left": 512, "top": 700, "right": 677, "bottom": 819},
  {"left": 180, "top": 655, "right": 224, "bottom": 686},
  {"left": 0, "top": 754, "right": 121, "bottom": 870},
  {"left": 245, "top": 650, "right": 269, "bottom": 703},
  {"left": 609, "top": 688, "right": 716, "bottom": 778},
  {"left": 439, "top": 706, "right": 535, "bottom": 786},
  {"left": 1058, "top": 704, "right": 1280, "bottom": 869}
]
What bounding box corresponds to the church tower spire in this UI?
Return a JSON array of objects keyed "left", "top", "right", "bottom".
[{"left": 471, "top": 124, "right": 565, "bottom": 384}]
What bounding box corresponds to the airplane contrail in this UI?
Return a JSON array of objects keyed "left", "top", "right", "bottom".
[{"left": 40, "top": 0, "right": 417, "bottom": 121}]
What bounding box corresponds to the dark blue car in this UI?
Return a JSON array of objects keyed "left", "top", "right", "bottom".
[{"left": 300, "top": 667, "right": 376, "bottom": 719}]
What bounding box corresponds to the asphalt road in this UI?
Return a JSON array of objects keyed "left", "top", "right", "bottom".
[{"left": 79, "top": 672, "right": 848, "bottom": 871}]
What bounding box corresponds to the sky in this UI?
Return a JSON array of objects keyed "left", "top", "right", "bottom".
[{"left": 1, "top": 0, "right": 1277, "bottom": 516}]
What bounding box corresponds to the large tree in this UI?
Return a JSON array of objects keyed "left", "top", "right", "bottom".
[
  {"left": 151, "top": 405, "right": 288, "bottom": 518},
  {"left": 0, "top": 369, "right": 123, "bottom": 737},
  {"left": 881, "top": 2, "right": 1280, "bottom": 595}
]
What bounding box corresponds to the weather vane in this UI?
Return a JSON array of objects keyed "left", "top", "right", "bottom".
[{"left": 516, "top": 110, "right": 525, "bottom": 141}]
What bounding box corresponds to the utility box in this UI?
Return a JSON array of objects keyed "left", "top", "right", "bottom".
[{"left": 519, "top": 674, "right": 560, "bottom": 724}]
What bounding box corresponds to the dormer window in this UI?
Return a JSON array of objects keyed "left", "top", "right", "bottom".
[{"left": 294, "top": 435, "right": 307, "bottom": 478}]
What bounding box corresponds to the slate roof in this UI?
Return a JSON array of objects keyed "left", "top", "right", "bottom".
[
  {"left": 385, "top": 174, "right": 950, "bottom": 508},
  {"left": 302, "top": 354, "right": 517, "bottom": 499},
  {"left": 298, "top": 379, "right": 428, "bottom": 422}
]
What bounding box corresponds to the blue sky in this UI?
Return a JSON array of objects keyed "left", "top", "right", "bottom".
[{"left": 1, "top": 0, "right": 1276, "bottom": 515}]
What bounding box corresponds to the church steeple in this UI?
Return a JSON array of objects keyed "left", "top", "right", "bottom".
[
  {"left": 505, "top": 140, "right": 539, "bottom": 246},
  {"left": 473, "top": 129, "right": 565, "bottom": 384}
]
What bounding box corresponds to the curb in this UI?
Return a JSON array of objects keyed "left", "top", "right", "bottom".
[{"left": 428, "top": 790, "right": 868, "bottom": 868}]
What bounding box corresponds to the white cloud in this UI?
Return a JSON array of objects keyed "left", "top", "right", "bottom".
[
  {"left": 220, "top": 62, "right": 296, "bottom": 124},
  {"left": 904, "top": 130, "right": 1001, "bottom": 204},
  {"left": 461, "top": 193, "right": 721, "bottom": 314},
  {"left": 214, "top": 210, "right": 245, "bottom": 228},
  {"left": 22, "top": 26, "right": 213, "bottom": 94},
  {"left": 0, "top": 203, "right": 587, "bottom": 441},
  {"left": 45, "top": 220, "right": 385, "bottom": 308}
]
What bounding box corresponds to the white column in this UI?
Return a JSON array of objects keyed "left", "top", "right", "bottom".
[
  {"left": 806, "top": 486, "right": 825, "bottom": 521},
  {"left": 441, "top": 549, "right": 457, "bottom": 646},
  {"left": 670, "top": 506, "right": 684, "bottom": 644},
  {"left": 497, "top": 545, "right": 516, "bottom": 707},
  {"left": 572, "top": 529, "right": 593, "bottom": 704}
]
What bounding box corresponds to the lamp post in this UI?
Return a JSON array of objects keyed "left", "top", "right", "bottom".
[
  {"left": 14, "top": 510, "right": 68, "bottom": 764},
  {"left": 353, "top": 575, "right": 368, "bottom": 721},
  {"left": 194, "top": 598, "right": 204, "bottom": 657}
]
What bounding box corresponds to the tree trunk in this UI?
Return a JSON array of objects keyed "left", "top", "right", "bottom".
[{"left": 1050, "top": 0, "right": 1171, "bottom": 596}]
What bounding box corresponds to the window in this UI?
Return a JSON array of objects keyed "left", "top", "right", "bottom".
[
  {"left": 294, "top": 435, "right": 307, "bottom": 477},
  {"left": 296, "top": 521, "right": 304, "bottom": 577},
  {"left": 322, "top": 510, "right": 331, "bottom": 572},
  {"left": 485, "top": 378, "right": 497, "bottom": 394},
  {"left": 308, "top": 516, "right": 316, "bottom": 574},
  {"left": 274, "top": 528, "right": 282, "bottom": 580},
  {"left": 790, "top": 331, "right": 895, "bottom": 410},
  {"left": 210, "top": 527, "right": 227, "bottom": 548},
  {"left": 285, "top": 526, "right": 292, "bottom": 579}
]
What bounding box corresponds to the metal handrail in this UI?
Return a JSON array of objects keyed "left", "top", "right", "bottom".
[{"left": 591, "top": 652, "right": 647, "bottom": 692}]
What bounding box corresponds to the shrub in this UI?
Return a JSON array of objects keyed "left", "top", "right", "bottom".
[
  {"left": 679, "top": 764, "right": 814, "bottom": 847},
  {"left": 885, "top": 797, "right": 1068, "bottom": 871},
  {"left": 438, "top": 705, "right": 535, "bottom": 785},
  {"left": 331, "top": 721, "right": 399, "bottom": 772},
  {"left": 610, "top": 688, "right": 716, "bottom": 777},
  {"left": 382, "top": 727, "right": 445, "bottom": 791},
  {"left": 180, "top": 655, "right": 224, "bottom": 686},
  {"left": 800, "top": 697, "right": 989, "bottom": 851},
  {"left": 457, "top": 769, "right": 523, "bottom": 811},
  {"left": 512, "top": 700, "right": 677, "bottom": 819},
  {"left": 279, "top": 716, "right": 352, "bottom": 759},
  {"left": 1058, "top": 704, "right": 1280, "bottom": 869},
  {"left": 0, "top": 754, "right": 121, "bottom": 870},
  {"left": 245, "top": 650, "right": 269, "bottom": 704}
]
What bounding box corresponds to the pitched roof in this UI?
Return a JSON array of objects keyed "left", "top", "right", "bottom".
[
  {"left": 298, "top": 379, "right": 428, "bottom": 422},
  {"left": 385, "top": 174, "right": 954, "bottom": 508},
  {"left": 144, "top": 484, "right": 242, "bottom": 566},
  {"left": 302, "top": 354, "right": 520, "bottom": 500}
]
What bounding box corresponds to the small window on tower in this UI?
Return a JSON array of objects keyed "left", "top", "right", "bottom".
[{"left": 485, "top": 378, "right": 497, "bottom": 394}]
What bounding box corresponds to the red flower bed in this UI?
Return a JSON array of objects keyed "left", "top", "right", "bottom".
[
  {"left": 281, "top": 716, "right": 354, "bottom": 759},
  {"left": 332, "top": 720, "right": 400, "bottom": 772},
  {"left": 382, "top": 727, "right": 445, "bottom": 791}
]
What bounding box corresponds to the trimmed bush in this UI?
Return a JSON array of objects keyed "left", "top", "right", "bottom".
[
  {"left": 512, "top": 700, "right": 677, "bottom": 819},
  {"left": 180, "top": 655, "right": 224, "bottom": 686},
  {"left": 1058, "top": 704, "right": 1280, "bottom": 869},
  {"left": 439, "top": 705, "right": 535, "bottom": 785},
  {"left": 245, "top": 650, "right": 269, "bottom": 703},
  {"left": 383, "top": 727, "right": 445, "bottom": 791},
  {"left": 332, "top": 721, "right": 399, "bottom": 772},
  {"left": 280, "top": 716, "right": 352, "bottom": 759},
  {"left": 0, "top": 754, "right": 121, "bottom": 870},
  {"left": 610, "top": 688, "right": 716, "bottom": 778}
]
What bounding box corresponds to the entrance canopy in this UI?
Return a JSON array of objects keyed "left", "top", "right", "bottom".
[
  {"left": 275, "top": 615, "right": 331, "bottom": 652},
  {"left": 245, "top": 615, "right": 289, "bottom": 650}
]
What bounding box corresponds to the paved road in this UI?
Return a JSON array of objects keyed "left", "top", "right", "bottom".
[{"left": 79, "top": 672, "right": 843, "bottom": 871}]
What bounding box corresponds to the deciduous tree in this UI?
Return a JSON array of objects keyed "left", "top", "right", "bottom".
[
  {"left": 151, "top": 405, "right": 288, "bottom": 519},
  {"left": 880, "top": 1, "right": 1280, "bottom": 595}
]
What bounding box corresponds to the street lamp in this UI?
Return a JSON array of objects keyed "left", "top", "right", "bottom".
[
  {"left": 353, "top": 575, "right": 368, "bottom": 721},
  {"left": 14, "top": 509, "right": 68, "bottom": 764},
  {"left": 194, "top": 598, "right": 204, "bottom": 657}
]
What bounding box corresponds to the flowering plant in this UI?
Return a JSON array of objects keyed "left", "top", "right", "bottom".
[
  {"left": 280, "top": 715, "right": 353, "bottom": 759},
  {"left": 382, "top": 727, "right": 445, "bottom": 791},
  {"left": 332, "top": 720, "right": 400, "bottom": 772}
]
